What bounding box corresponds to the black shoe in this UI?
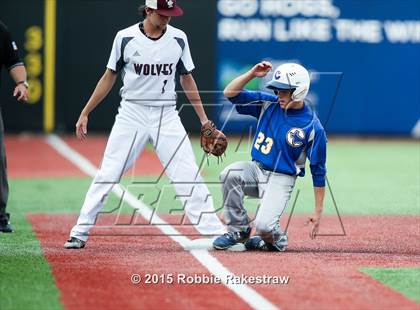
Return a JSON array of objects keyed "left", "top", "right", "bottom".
[
  {"left": 0, "top": 213, "right": 13, "bottom": 233},
  {"left": 245, "top": 236, "right": 269, "bottom": 251},
  {"left": 64, "top": 237, "right": 86, "bottom": 249},
  {"left": 245, "top": 234, "right": 288, "bottom": 252}
]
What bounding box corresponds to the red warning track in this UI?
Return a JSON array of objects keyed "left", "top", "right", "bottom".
[
  {"left": 5, "top": 135, "right": 163, "bottom": 178},
  {"left": 62, "top": 136, "right": 163, "bottom": 176},
  {"left": 28, "top": 214, "right": 420, "bottom": 309},
  {"left": 5, "top": 135, "right": 84, "bottom": 178}
]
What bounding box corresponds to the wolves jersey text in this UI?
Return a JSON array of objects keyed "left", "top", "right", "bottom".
[{"left": 107, "top": 23, "right": 194, "bottom": 105}]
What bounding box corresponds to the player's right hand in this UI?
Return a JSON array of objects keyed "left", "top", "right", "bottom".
[
  {"left": 305, "top": 215, "right": 321, "bottom": 239},
  {"left": 76, "top": 114, "right": 88, "bottom": 141},
  {"left": 251, "top": 61, "right": 272, "bottom": 78}
]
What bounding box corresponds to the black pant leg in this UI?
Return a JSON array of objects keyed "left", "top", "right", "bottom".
[{"left": 0, "top": 111, "right": 9, "bottom": 220}]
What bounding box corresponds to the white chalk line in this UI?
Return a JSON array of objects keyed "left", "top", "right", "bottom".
[{"left": 46, "top": 134, "right": 279, "bottom": 310}]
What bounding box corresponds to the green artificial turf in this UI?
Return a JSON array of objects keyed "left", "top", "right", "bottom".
[
  {"left": 7, "top": 177, "right": 121, "bottom": 215},
  {"left": 0, "top": 212, "right": 62, "bottom": 310},
  {"left": 361, "top": 268, "right": 420, "bottom": 303}
]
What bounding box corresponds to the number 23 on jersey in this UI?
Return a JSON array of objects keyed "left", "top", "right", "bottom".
[{"left": 254, "top": 132, "right": 273, "bottom": 155}]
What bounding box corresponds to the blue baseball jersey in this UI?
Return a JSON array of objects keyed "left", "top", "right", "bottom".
[{"left": 229, "top": 90, "right": 327, "bottom": 187}]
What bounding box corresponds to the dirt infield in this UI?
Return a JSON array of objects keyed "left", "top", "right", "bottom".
[{"left": 28, "top": 214, "right": 420, "bottom": 309}]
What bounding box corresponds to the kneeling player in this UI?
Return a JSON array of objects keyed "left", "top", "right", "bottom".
[{"left": 213, "top": 62, "right": 327, "bottom": 251}]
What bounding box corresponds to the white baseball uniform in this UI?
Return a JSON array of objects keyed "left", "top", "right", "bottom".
[{"left": 70, "top": 23, "right": 226, "bottom": 241}]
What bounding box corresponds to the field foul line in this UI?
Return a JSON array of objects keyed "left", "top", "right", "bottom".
[{"left": 46, "top": 134, "right": 279, "bottom": 310}]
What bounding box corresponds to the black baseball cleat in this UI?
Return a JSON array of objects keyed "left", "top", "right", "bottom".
[
  {"left": 0, "top": 213, "right": 13, "bottom": 233},
  {"left": 64, "top": 237, "right": 86, "bottom": 249},
  {"left": 245, "top": 236, "right": 269, "bottom": 251},
  {"left": 213, "top": 227, "right": 251, "bottom": 250},
  {"left": 245, "top": 234, "right": 288, "bottom": 252}
]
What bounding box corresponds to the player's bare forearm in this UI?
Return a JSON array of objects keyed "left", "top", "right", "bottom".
[
  {"left": 306, "top": 186, "right": 325, "bottom": 239},
  {"left": 180, "top": 73, "right": 208, "bottom": 125},
  {"left": 81, "top": 69, "right": 117, "bottom": 116},
  {"left": 224, "top": 61, "right": 273, "bottom": 98},
  {"left": 75, "top": 69, "right": 117, "bottom": 140},
  {"left": 314, "top": 186, "right": 325, "bottom": 218},
  {"left": 223, "top": 71, "right": 255, "bottom": 98}
]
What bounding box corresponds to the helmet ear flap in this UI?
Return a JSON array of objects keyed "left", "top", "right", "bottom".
[{"left": 291, "top": 86, "right": 308, "bottom": 102}]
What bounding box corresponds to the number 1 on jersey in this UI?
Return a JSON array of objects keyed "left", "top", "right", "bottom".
[{"left": 162, "top": 80, "right": 168, "bottom": 94}]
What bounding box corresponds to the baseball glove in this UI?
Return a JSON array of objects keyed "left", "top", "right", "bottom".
[{"left": 200, "top": 121, "right": 228, "bottom": 157}]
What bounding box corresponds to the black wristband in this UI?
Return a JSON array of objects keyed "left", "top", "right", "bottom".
[{"left": 17, "top": 81, "right": 29, "bottom": 88}]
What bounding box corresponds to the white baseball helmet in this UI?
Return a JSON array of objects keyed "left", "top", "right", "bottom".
[{"left": 266, "top": 63, "right": 310, "bottom": 101}]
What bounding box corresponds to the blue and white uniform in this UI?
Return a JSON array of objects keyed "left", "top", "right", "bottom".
[
  {"left": 234, "top": 90, "right": 327, "bottom": 187},
  {"left": 220, "top": 89, "right": 327, "bottom": 242}
]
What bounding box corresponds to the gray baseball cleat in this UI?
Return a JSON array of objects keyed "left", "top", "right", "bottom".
[
  {"left": 64, "top": 237, "right": 86, "bottom": 249},
  {"left": 271, "top": 233, "right": 288, "bottom": 252}
]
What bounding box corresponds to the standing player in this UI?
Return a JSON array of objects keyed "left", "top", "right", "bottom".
[
  {"left": 64, "top": 0, "right": 226, "bottom": 249},
  {"left": 213, "top": 61, "right": 327, "bottom": 251}
]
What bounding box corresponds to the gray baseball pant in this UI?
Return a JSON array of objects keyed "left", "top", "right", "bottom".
[{"left": 219, "top": 161, "right": 296, "bottom": 243}]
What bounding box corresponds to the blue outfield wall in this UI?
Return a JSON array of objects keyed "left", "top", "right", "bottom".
[{"left": 215, "top": 0, "right": 420, "bottom": 135}]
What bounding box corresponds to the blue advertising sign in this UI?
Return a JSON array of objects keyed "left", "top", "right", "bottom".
[{"left": 216, "top": 0, "right": 420, "bottom": 135}]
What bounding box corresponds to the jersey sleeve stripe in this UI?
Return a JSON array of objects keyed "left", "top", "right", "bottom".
[
  {"left": 116, "top": 36, "right": 134, "bottom": 72},
  {"left": 176, "top": 59, "right": 191, "bottom": 75},
  {"left": 174, "top": 37, "right": 185, "bottom": 51}
]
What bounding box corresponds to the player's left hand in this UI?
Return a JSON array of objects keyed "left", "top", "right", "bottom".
[
  {"left": 13, "top": 84, "right": 29, "bottom": 103},
  {"left": 251, "top": 61, "right": 273, "bottom": 78},
  {"left": 200, "top": 120, "right": 228, "bottom": 157},
  {"left": 305, "top": 215, "right": 321, "bottom": 239}
]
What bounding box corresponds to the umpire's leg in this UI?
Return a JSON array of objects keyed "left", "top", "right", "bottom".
[{"left": 0, "top": 111, "right": 10, "bottom": 223}]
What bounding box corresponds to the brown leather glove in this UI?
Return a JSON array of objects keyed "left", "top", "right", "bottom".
[{"left": 200, "top": 121, "right": 228, "bottom": 157}]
